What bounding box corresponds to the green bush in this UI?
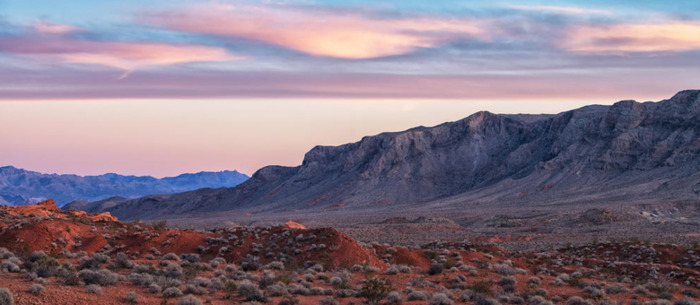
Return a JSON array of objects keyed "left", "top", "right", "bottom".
[{"left": 359, "top": 277, "right": 392, "bottom": 305}]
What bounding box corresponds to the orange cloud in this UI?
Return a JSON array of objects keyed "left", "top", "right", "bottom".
[
  {"left": 565, "top": 22, "right": 700, "bottom": 53},
  {"left": 144, "top": 6, "right": 493, "bottom": 59}
]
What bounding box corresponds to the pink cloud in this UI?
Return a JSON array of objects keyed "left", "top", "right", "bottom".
[
  {"left": 0, "top": 35, "right": 240, "bottom": 76},
  {"left": 564, "top": 22, "right": 700, "bottom": 53},
  {"left": 507, "top": 5, "right": 609, "bottom": 15},
  {"left": 33, "top": 21, "right": 81, "bottom": 34},
  {"left": 142, "top": 5, "right": 493, "bottom": 59}
]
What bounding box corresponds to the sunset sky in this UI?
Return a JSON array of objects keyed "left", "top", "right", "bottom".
[{"left": 1, "top": 0, "right": 699, "bottom": 177}]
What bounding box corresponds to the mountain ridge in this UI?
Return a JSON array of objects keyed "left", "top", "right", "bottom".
[
  {"left": 0, "top": 166, "right": 249, "bottom": 207},
  {"left": 72, "top": 90, "right": 700, "bottom": 221}
]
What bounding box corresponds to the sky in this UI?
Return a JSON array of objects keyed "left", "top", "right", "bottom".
[{"left": 1, "top": 0, "right": 699, "bottom": 177}]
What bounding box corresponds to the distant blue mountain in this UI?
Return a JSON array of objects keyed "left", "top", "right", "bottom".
[{"left": 0, "top": 166, "right": 249, "bottom": 207}]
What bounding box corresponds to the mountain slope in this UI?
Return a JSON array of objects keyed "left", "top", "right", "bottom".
[
  {"left": 81, "top": 90, "right": 700, "bottom": 220},
  {"left": 0, "top": 167, "right": 249, "bottom": 207}
]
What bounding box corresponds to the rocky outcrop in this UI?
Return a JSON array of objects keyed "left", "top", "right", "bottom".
[{"left": 81, "top": 90, "right": 700, "bottom": 220}]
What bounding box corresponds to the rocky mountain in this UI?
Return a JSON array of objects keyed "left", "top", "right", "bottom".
[
  {"left": 75, "top": 90, "right": 700, "bottom": 221},
  {"left": 0, "top": 166, "right": 249, "bottom": 207}
]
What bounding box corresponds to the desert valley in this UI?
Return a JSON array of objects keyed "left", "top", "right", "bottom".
[
  {"left": 2, "top": 0, "right": 700, "bottom": 304},
  {"left": 0, "top": 91, "right": 700, "bottom": 304}
]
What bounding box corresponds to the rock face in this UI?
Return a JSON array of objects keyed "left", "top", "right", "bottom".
[
  {"left": 0, "top": 167, "right": 249, "bottom": 207},
  {"left": 81, "top": 90, "right": 700, "bottom": 220}
]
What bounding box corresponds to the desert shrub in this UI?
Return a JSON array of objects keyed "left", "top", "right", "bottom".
[
  {"left": 78, "top": 257, "right": 100, "bottom": 270},
  {"left": 130, "top": 272, "right": 155, "bottom": 286},
  {"left": 474, "top": 297, "right": 501, "bottom": 305},
  {"left": 180, "top": 253, "right": 200, "bottom": 263},
  {"left": 584, "top": 286, "right": 605, "bottom": 299},
  {"left": 428, "top": 262, "right": 444, "bottom": 275},
  {"left": 1, "top": 260, "right": 20, "bottom": 273},
  {"left": 264, "top": 261, "right": 285, "bottom": 270},
  {"left": 132, "top": 264, "right": 157, "bottom": 274},
  {"left": 0, "top": 288, "right": 13, "bottom": 305},
  {"left": 62, "top": 272, "right": 80, "bottom": 286},
  {"left": 633, "top": 285, "right": 649, "bottom": 295},
  {"left": 673, "top": 299, "right": 695, "bottom": 305},
  {"left": 27, "top": 284, "right": 44, "bottom": 296},
  {"left": 551, "top": 278, "right": 564, "bottom": 286},
  {"left": 288, "top": 284, "right": 311, "bottom": 296},
  {"left": 329, "top": 277, "right": 344, "bottom": 287},
  {"left": 527, "top": 277, "right": 541, "bottom": 287},
  {"left": 152, "top": 220, "right": 168, "bottom": 231},
  {"left": 302, "top": 273, "right": 315, "bottom": 283},
  {"left": 240, "top": 256, "right": 261, "bottom": 272},
  {"left": 190, "top": 277, "right": 211, "bottom": 288},
  {"left": 512, "top": 297, "right": 526, "bottom": 305},
  {"left": 316, "top": 273, "right": 330, "bottom": 283},
  {"left": 184, "top": 285, "right": 207, "bottom": 295},
  {"left": 309, "top": 287, "right": 325, "bottom": 296},
  {"left": 148, "top": 283, "right": 162, "bottom": 294},
  {"left": 30, "top": 251, "right": 47, "bottom": 261},
  {"left": 335, "top": 289, "right": 355, "bottom": 298},
  {"left": 359, "top": 277, "right": 392, "bottom": 305},
  {"left": 319, "top": 297, "right": 338, "bottom": 305},
  {"left": 209, "top": 257, "right": 226, "bottom": 267},
  {"left": 528, "top": 296, "right": 549, "bottom": 305},
  {"left": 0, "top": 249, "right": 13, "bottom": 259},
  {"left": 24, "top": 251, "right": 59, "bottom": 278},
  {"left": 681, "top": 289, "right": 700, "bottom": 298},
  {"left": 469, "top": 280, "right": 493, "bottom": 295},
  {"left": 498, "top": 276, "right": 517, "bottom": 293},
  {"left": 156, "top": 276, "right": 183, "bottom": 289},
  {"left": 162, "top": 287, "right": 183, "bottom": 298},
  {"left": 645, "top": 300, "right": 671, "bottom": 305},
  {"left": 566, "top": 296, "right": 593, "bottom": 305},
  {"left": 385, "top": 291, "right": 402, "bottom": 304},
  {"left": 267, "top": 282, "right": 288, "bottom": 297},
  {"left": 174, "top": 295, "right": 203, "bottom": 305},
  {"left": 429, "top": 293, "right": 454, "bottom": 305},
  {"left": 605, "top": 285, "right": 628, "bottom": 295},
  {"left": 658, "top": 292, "right": 674, "bottom": 300},
  {"left": 125, "top": 291, "right": 139, "bottom": 304},
  {"left": 278, "top": 296, "right": 299, "bottom": 305},
  {"left": 78, "top": 269, "right": 118, "bottom": 286},
  {"left": 165, "top": 263, "right": 183, "bottom": 279},
  {"left": 238, "top": 280, "right": 267, "bottom": 302},
  {"left": 385, "top": 265, "right": 399, "bottom": 275},
  {"left": 532, "top": 288, "right": 549, "bottom": 297},
  {"left": 86, "top": 284, "right": 103, "bottom": 295},
  {"left": 494, "top": 264, "right": 518, "bottom": 275},
  {"left": 460, "top": 290, "right": 476, "bottom": 302},
  {"left": 114, "top": 252, "right": 134, "bottom": 269},
  {"left": 407, "top": 291, "right": 430, "bottom": 301},
  {"left": 596, "top": 299, "right": 617, "bottom": 305},
  {"left": 161, "top": 253, "right": 180, "bottom": 261}
]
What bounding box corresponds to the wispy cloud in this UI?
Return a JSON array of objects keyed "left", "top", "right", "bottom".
[
  {"left": 32, "top": 20, "right": 81, "bottom": 34},
  {"left": 565, "top": 21, "right": 700, "bottom": 53},
  {"left": 0, "top": 24, "right": 240, "bottom": 78},
  {"left": 1, "top": 2, "right": 699, "bottom": 100},
  {"left": 506, "top": 5, "right": 610, "bottom": 16},
  {"left": 141, "top": 5, "right": 495, "bottom": 59}
]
